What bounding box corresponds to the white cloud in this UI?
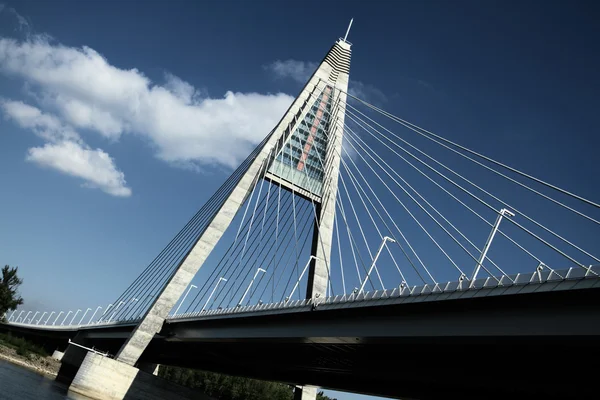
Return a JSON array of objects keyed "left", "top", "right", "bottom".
[
  {"left": 164, "top": 72, "right": 196, "bottom": 104},
  {"left": 12, "top": 10, "right": 29, "bottom": 32},
  {"left": 0, "top": 36, "right": 294, "bottom": 169},
  {"left": 1, "top": 99, "right": 80, "bottom": 142},
  {"left": 348, "top": 80, "right": 387, "bottom": 105},
  {"left": 0, "top": 4, "right": 30, "bottom": 33},
  {"left": 1, "top": 100, "right": 130, "bottom": 197},
  {"left": 264, "top": 60, "right": 318, "bottom": 84},
  {"left": 26, "top": 140, "right": 131, "bottom": 197},
  {"left": 49, "top": 94, "right": 124, "bottom": 138}
]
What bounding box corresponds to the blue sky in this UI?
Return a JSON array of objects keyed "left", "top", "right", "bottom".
[{"left": 1, "top": 1, "right": 599, "bottom": 399}]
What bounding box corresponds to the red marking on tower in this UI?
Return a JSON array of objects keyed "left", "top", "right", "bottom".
[{"left": 297, "top": 86, "right": 331, "bottom": 172}]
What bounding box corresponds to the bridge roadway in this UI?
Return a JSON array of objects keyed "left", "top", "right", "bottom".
[{"left": 3, "top": 267, "right": 600, "bottom": 400}]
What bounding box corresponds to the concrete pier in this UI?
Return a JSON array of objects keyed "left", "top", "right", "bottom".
[
  {"left": 69, "top": 352, "right": 212, "bottom": 400},
  {"left": 294, "top": 385, "right": 318, "bottom": 400},
  {"left": 51, "top": 350, "right": 64, "bottom": 361},
  {"left": 55, "top": 337, "right": 90, "bottom": 385}
]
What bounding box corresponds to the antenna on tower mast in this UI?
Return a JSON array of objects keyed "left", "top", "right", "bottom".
[{"left": 343, "top": 18, "right": 354, "bottom": 42}]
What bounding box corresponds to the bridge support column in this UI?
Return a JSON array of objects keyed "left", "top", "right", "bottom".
[
  {"left": 55, "top": 333, "right": 90, "bottom": 385},
  {"left": 109, "top": 39, "right": 353, "bottom": 369},
  {"left": 294, "top": 385, "right": 318, "bottom": 400},
  {"left": 68, "top": 352, "right": 208, "bottom": 400},
  {"left": 305, "top": 59, "right": 349, "bottom": 301},
  {"left": 138, "top": 362, "right": 160, "bottom": 376},
  {"left": 51, "top": 349, "right": 64, "bottom": 361}
]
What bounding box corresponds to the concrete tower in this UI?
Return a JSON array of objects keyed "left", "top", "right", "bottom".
[{"left": 115, "top": 37, "right": 352, "bottom": 368}]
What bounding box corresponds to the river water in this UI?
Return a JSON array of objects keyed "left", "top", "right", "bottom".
[
  {"left": 0, "top": 359, "right": 390, "bottom": 400},
  {"left": 0, "top": 359, "right": 88, "bottom": 400}
]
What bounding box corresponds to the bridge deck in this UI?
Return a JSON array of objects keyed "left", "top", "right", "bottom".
[
  {"left": 166, "top": 266, "right": 599, "bottom": 323},
  {"left": 2, "top": 267, "right": 599, "bottom": 399}
]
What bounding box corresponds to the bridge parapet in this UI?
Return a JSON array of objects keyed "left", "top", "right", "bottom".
[
  {"left": 165, "top": 265, "right": 600, "bottom": 323},
  {"left": 4, "top": 266, "right": 598, "bottom": 334}
]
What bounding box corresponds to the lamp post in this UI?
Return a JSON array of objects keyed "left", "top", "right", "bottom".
[
  {"left": 53, "top": 311, "right": 64, "bottom": 326},
  {"left": 122, "top": 298, "right": 138, "bottom": 320},
  {"left": 109, "top": 301, "right": 125, "bottom": 322},
  {"left": 98, "top": 303, "right": 113, "bottom": 323},
  {"left": 22, "top": 311, "right": 32, "bottom": 323},
  {"left": 471, "top": 208, "right": 516, "bottom": 286},
  {"left": 239, "top": 268, "right": 266, "bottom": 306},
  {"left": 9, "top": 310, "right": 17, "bottom": 321},
  {"left": 45, "top": 311, "right": 56, "bottom": 325},
  {"left": 359, "top": 237, "right": 396, "bottom": 293},
  {"left": 202, "top": 277, "right": 227, "bottom": 312},
  {"left": 288, "top": 257, "right": 318, "bottom": 300},
  {"left": 174, "top": 284, "right": 197, "bottom": 316},
  {"left": 38, "top": 312, "right": 47, "bottom": 325},
  {"left": 69, "top": 309, "right": 82, "bottom": 325},
  {"left": 30, "top": 311, "right": 40, "bottom": 324},
  {"left": 88, "top": 306, "right": 102, "bottom": 324},
  {"left": 61, "top": 310, "right": 73, "bottom": 326},
  {"left": 79, "top": 308, "right": 92, "bottom": 325},
  {"left": 15, "top": 311, "right": 25, "bottom": 323}
]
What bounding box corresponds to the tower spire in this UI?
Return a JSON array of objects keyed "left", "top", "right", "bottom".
[{"left": 343, "top": 18, "right": 354, "bottom": 42}]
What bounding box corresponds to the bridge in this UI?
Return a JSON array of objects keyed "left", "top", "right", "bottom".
[{"left": 2, "top": 25, "right": 600, "bottom": 400}]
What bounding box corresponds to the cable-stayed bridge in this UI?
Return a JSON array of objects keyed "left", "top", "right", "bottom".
[{"left": 2, "top": 30, "right": 600, "bottom": 400}]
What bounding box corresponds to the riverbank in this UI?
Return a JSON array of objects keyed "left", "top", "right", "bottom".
[{"left": 0, "top": 344, "right": 60, "bottom": 377}]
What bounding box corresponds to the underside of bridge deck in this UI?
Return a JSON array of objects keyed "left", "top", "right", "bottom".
[
  {"left": 3, "top": 286, "right": 599, "bottom": 399},
  {"left": 142, "top": 286, "right": 600, "bottom": 400},
  {"left": 145, "top": 336, "right": 597, "bottom": 400}
]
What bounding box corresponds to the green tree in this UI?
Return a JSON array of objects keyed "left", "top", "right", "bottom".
[
  {"left": 0, "top": 265, "right": 24, "bottom": 321},
  {"left": 317, "top": 391, "right": 337, "bottom": 400},
  {"left": 158, "top": 366, "right": 342, "bottom": 400},
  {"left": 159, "top": 367, "right": 295, "bottom": 400}
]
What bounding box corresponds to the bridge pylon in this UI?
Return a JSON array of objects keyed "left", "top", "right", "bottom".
[{"left": 113, "top": 39, "right": 351, "bottom": 367}]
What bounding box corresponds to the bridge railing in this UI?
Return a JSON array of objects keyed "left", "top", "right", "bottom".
[
  {"left": 4, "top": 265, "right": 599, "bottom": 331},
  {"left": 164, "top": 265, "right": 600, "bottom": 322}
]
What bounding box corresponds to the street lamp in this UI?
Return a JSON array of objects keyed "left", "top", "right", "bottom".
[
  {"left": 288, "top": 256, "right": 319, "bottom": 300},
  {"left": 239, "top": 268, "right": 267, "bottom": 306},
  {"left": 174, "top": 284, "right": 197, "bottom": 316},
  {"left": 202, "top": 277, "right": 227, "bottom": 312},
  {"left": 359, "top": 236, "right": 396, "bottom": 293},
  {"left": 53, "top": 311, "right": 64, "bottom": 326},
  {"left": 61, "top": 310, "right": 73, "bottom": 326},
  {"left": 470, "top": 208, "right": 516, "bottom": 286},
  {"left": 88, "top": 306, "right": 102, "bottom": 324},
  {"left": 79, "top": 308, "right": 92, "bottom": 325},
  {"left": 30, "top": 311, "right": 40, "bottom": 324},
  {"left": 22, "top": 311, "right": 32, "bottom": 323},
  {"left": 45, "top": 311, "right": 56, "bottom": 325},
  {"left": 37, "top": 312, "right": 47, "bottom": 325},
  {"left": 69, "top": 309, "right": 82, "bottom": 325},
  {"left": 122, "top": 298, "right": 138, "bottom": 320},
  {"left": 15, "top": 311, "right": 25, "bottom": 323},
  {"left": 98, "top": 303, "right": 113, "bottom": 323},
  {"left": 9, "top": 310, "right": 17, "bottom": 321},
  {"left": 109, "top": 301, "right": 125, "bottom": 322}
]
